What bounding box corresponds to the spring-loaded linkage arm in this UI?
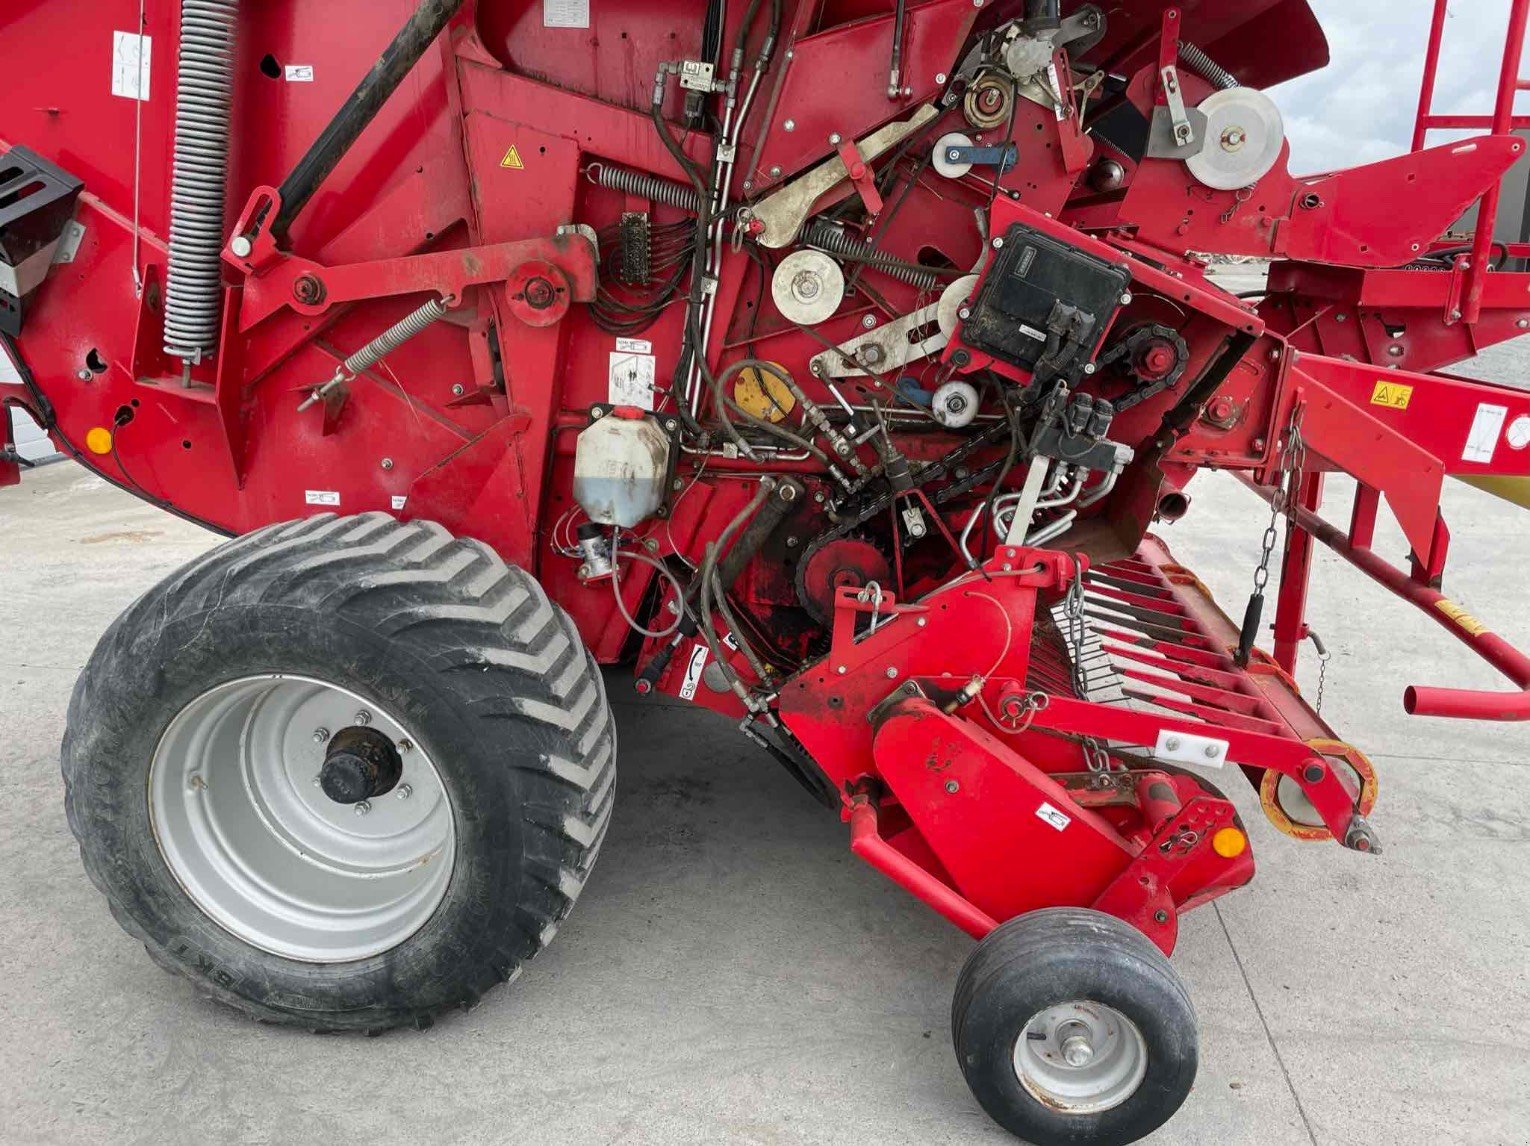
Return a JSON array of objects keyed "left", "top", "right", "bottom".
[{"left": 298, "top": 297, "right": 449, "bottom": 412}]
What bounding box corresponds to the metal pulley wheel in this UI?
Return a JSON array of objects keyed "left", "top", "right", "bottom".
[
  {"left": 772, "top": 249, "right": 846, "bottom": 325},
  {"left": 932, "top": 380, "right": 981, "bottom": 428},
  {"left": 1185, "top": 87, "right": 1286, "bottom": 191},
  {"left": 933, "top": 131, "right": 976, "bottom": 178},
  {"left": 964, "top": 73, "right": 1015, "bottom": 130}
]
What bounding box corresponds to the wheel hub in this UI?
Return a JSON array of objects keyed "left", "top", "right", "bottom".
[
  {"left": 1013, "top": 1000, "right": 1148, "bottom": 1114},
  {"left": 148, "top": 675, "right": 455, "bottom": 963},
  {"left": 319, "top": 725, "right": 404, "bottom": 804}
]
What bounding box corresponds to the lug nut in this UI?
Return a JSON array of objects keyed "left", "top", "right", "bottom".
[
  {"left": 354, "top": 800, "right": 372, "bottom": 816},
  {"left": 354, "top": 711, "right": 372, "bottom": 727},
  {"left": 396, "top": 784, "right": 413, "bottom": 801},
  {"left": 313, "top": 728, "right": 330, "bottom": 744}
]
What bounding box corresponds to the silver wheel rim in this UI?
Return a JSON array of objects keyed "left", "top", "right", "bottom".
[
  {"left": 1013, "top": 1000, "right": 1149, "bottom": 1114},
  {"left": 148, "top": 675, "right": 456, "bottom": 963}
]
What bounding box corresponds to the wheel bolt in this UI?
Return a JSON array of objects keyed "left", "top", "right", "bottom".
[
  {"left": 1061, "top": 1034, "right": 1095, "bottom": 1067},
  {"left": 354, "top": 800, "right": 372, "bottom": 816},
  {"left": 396, "top": 784, "right": 413, "bottom": 801},
  {"left": 398, "top": 739, "right": 413, "bottom": 754},
  {"left": 313, "top": 728, "right": 330, "bottom": 744},
  {"left": 354, "top": 711, "right": 372, "bottom": 726}
]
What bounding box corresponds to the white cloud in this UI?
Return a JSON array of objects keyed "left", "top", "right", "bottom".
[{"left": 1271, "top": 0, "right": 1528, "bottom": 174}]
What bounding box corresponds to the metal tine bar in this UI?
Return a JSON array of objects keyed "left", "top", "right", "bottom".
[
  {"left": 1084, "top": 590, "right": 1192, "bottom": 630},
  {"left": 1086, "top": 607, "right": 1204, "bottom": 647},
  {"left": 1117, "top": 666, "right": 1264, "bottom": 715},
  {"left": 1093, "top": 564, "right": 1165, "bottom": 591},
  {"left": 1086, "top": 580, "right": 1189, "bottom": 616},
  {"left": 1086, "top": 569, "right": 1177, "bottom": 599},
  {"left": 1104, "top": 641, "right": 1250, "bottom": 690},
  {"left": 1099, "top": 631, "right": 1235, "bottom": 672},
  {"left": 1121, "top": 687, "right": 1286, "bottom": 735}
]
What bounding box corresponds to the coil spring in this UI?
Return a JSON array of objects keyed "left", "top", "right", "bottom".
[
  {"left": 803, "top": 221, "right": 938, "bottom": 291},
  {"left": 1178, "top": 42, "right": 1239, "bottom": 91},
  {"left": 344, "top": 298, "right": 449, "bottom": 377},
  {"left": 587, "top": 163, "right": 702, "bottom": 212},
  {"left": 163, "top": 0, "right": 240, "bottom": 363}
]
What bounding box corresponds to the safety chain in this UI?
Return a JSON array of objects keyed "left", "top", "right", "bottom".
[
  {"left": 1309, "top": 628, "right": 1333, "bottom": 715},
  {"left": 1251, "top": 406, "right": 1307, "bottom": 598},
  {"left": 1236, "top": 406, "right": 1307, "bottom": 669},
  {"left": 1066, "top": 558, "right": 1090, "bottom": 699}
]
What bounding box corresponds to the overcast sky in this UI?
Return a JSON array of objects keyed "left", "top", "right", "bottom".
[{"left": 1273, "top": 0, "right": 1528, "bottom": 173}]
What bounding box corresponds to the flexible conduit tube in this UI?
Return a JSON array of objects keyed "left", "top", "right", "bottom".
[{"left": 163, "top": 0, "right": 239, "bottom": 365}]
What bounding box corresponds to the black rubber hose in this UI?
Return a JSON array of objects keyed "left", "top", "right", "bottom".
[{"left": 273, "top": 0, "right": 467, "bottom": 241}]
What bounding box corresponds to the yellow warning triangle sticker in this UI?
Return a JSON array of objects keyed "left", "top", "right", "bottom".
[{"left": 500, "top": 145, "right": 525, "bottom": 170}]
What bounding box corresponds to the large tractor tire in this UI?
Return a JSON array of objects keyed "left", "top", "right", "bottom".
[{"left": 62, "top": 513, "right": 616, "bottom": 1032}]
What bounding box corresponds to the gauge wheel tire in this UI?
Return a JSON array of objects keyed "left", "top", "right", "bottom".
[
  {"left": 952, "top": 908, "right": 1198, "bottom": 1146},
  {"left": 62, "top": 513, "right": 616, "bottom": 1033}
]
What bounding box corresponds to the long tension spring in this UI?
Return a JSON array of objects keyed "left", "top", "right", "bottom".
[
  {"left": 162, "top": 0, "right": 241, "bottom": 365},
  {"left": 802, "top": 221, "right": 939, "bottom": 291},
  {"left": 298, "top": 297, "right": 448, "bottom": 412}
]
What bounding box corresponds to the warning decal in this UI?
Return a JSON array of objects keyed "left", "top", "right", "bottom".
[
  {"left": 1370, "top": 380, "right": 1413, "bottom": 410},
  {"left": 501, "top": 146, "right": 525, "bottom": 170}
]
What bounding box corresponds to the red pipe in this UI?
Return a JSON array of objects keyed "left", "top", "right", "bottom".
[
  {"left": 1464, "top": 0, "right": 1530, "bottom": 322},
  {"left": 848, "top": 798, "right": 998, "bottom": 939},
  {"left": 1240, "top": 478, "right": 1530, "bottom": 722},
  {"left": 1411, "top": 0, "right": 1451, "bottom": 152}
]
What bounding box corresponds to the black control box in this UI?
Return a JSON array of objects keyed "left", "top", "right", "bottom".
[
  {"left": 960, "top": 223, "right": 1131, "bottom": 378},
  {"left": 0, "top": 146, "right": 84, "bottom": 336}
]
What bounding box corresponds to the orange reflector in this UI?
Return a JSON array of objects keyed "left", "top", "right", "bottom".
[
  {"left": 85, "top": 427, "right": 114, "bottom": 455},
  {"left": 1212, "top": 827, "right": 1248, "bottom": 858}
]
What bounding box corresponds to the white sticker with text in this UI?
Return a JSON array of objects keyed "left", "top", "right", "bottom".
[
  {"left": 305, "top": 490, "right": 341, "bottom": 507},
  {"left": 1463, "top": 403, "right": 1509, "bottom": 463},
  {"left": 111, "top": 32, "right": 152, "bottom": 101},
  {"left": 285, "top": 65, "right": 315, "bottom": 82}
]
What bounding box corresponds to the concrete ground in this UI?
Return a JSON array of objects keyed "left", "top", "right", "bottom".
[{"left": 3, "top": 357, "right": 1529, "bottom": 1143}]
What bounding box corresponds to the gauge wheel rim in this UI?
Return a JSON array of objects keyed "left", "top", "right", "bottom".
[
  {"left": 148, "top": 674, "right": 456, "bottom": 963},
  {"left": 1012, "top": 999, "right": 1150, "bottom": 1114}
]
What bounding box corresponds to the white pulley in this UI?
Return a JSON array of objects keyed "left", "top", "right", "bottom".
[
  {"left": 932, "top": 380, "right": 981, "bottom": 429},
  {"left": 937, "top": 274, "right": 980, "bottom": 337},
  {"left": 772, "top": 250, "right": 845, "bottom": 325},
  {"left": 1185, "top": 88, "right": 1286, "bottom": 191},
  {"left": 933, "top": 131, "right": 975, "bottom": 179}
]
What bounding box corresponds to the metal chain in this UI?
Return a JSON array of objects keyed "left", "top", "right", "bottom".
[
  {"left": 1249, "top": 407, "right": 1307, "bottom": 601},
  {"left": 1308, "top": 628, "right": 1333, "bottom": 715},
  {"left": 1066, "top": 558, "right": 1090, "bottom": 699}
]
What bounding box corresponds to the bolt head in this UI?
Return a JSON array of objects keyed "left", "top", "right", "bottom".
[
  {"left": 861, "top": 314, "right": 878, "bottom": 329},
  {"left": 836, "top": 665, "right": 848, "bottom": 675},
  {"left": 381, "top": 458, "right": 394, "bottom": 471},
  {"left": 452, "top": 383, "right": 466, "bottom": 396},
  {"left": 230, "top": 235, "right": 253, "bottom": 258},
  {"left": 354, "top": 800, "right": 372, "bottom": 816},
  {"left": 1205, "top": 744, "right": 1222, "bottom": 759},
  {"left": 354, "top": 711, "right": 372, "bottom": 727},
  {"left": 1165, "top": 737, "right": 1181, "bottom": 751},
  {"left": 885, "top": 666, "right": 899, "bottom": 680},
  {"left": 1061, "top": 1035, "right": 1095, "bottom": 1067},
  {"left": 945, "top": 779, "right": 960, "bottom": 794},
  {"left": 398, "top": 739, "right": 413, "bottom": 754},
  {"left": 784, "top": 119, "right": 796, "bottom": 132},
  {"left": 936, "top": 72, "right": 948, "bottom": 84},
  {"left": 396, "top": 784, "right": 413, "bottom": 801},
  {"left": 313, "top": 728, "right": 331, "bottom": 744},
  {"left": 76, "top": 368, "right": 94, "bottom": 381},
  {"left": 992, "top": 237, "right": 1005, "bottom": 249}
]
